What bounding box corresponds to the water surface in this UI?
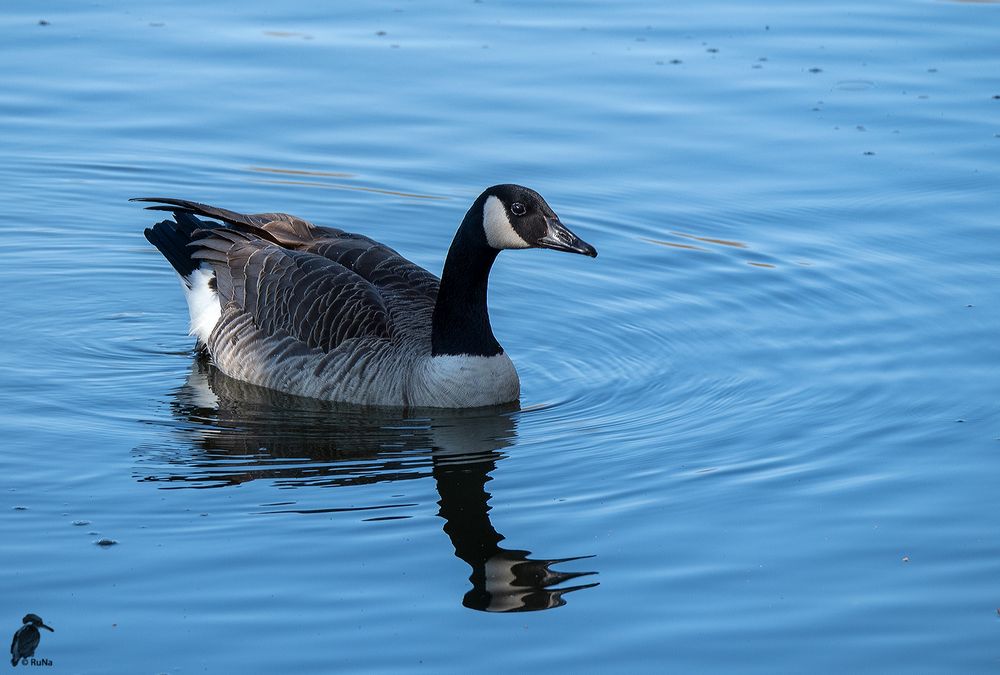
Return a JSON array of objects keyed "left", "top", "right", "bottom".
[{"left": 2, "top": 0, "right": 999, "bottom": 671}]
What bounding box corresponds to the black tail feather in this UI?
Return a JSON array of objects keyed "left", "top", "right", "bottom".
[
  {"left": 132, "top": 197, "right": 284, "bottom": 246},
  {"left": 143, "top": 212, "right": 216, "bottom": 280},
  {"left": 131, "top": 197, "right": 259, "bottom": 229}
]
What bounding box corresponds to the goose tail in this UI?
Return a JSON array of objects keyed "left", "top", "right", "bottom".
[
  {"left": 143, "top": 212, "right": 203, "bottom": 279},
  {"left": 143, "top": 212, "right": 222, "bottom": 346}
]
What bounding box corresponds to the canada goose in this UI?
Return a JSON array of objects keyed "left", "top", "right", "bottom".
[{"left": 137, "top": 184, "right": 596, "bottom": 407}]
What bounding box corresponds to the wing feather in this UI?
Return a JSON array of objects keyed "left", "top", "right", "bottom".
[
  {"left": 190, "top": 229, "right": 392, "bottom": 352},
  {"left": 139, "top": 198, "right": 441, "bottom": 356}
]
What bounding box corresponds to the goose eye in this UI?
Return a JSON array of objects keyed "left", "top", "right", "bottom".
[{"left": 510, "top": 202, "right": 526, "bottom": 216}]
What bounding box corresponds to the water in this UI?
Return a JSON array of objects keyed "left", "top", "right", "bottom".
[{"left": 2, "top": 0, "right": 999, "bottom": 671}]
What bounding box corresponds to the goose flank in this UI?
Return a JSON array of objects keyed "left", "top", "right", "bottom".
[{"left": 137, "top": 184, "right": 596, "bottom": 408}]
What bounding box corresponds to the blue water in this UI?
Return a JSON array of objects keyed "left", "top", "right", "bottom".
[{"left": 2, "top": 0, "right": 999, "bottom": 671}]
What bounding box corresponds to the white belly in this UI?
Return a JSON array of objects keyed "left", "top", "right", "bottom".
[
  {"left": 207, "top": 310, "right": 520, "bottom": 408},
  {"left": 407, "top": 353, "right": 520, "bottom": 408}
]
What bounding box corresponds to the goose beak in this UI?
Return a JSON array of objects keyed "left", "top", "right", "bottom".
[{"left": 537, "top": 217, "right": 597, "bottom": 258}]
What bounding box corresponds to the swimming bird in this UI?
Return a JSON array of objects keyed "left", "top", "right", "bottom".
[
  {"left": 10, "top": 614, "right": 53, "bottom": 667},
  {"left": 137, "top": 184, "right": 596, "bottom": 407}
]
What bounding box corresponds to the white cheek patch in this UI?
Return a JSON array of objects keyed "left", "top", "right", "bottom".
[{"left": 483, "top": 195, "right": 530, "bottom": 250}]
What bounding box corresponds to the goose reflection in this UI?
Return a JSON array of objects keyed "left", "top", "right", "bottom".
[{"left": 140, "top": 358, "right": 597, "bottom": 611}]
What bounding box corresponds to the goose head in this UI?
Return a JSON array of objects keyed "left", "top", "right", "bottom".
[
  {"left": 434, "top": 184, "right": 597, "bottom": 358},
  {"left": 478, "top": 184, "right": 597, "bottom": 258}
]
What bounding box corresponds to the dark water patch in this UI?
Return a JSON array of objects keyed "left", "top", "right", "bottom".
[
  {"left": 248, "top": 165, "right": 354, "bottom": 178},
  {"left": 250, "top": 178, "right": 448, "bottom": 200}
]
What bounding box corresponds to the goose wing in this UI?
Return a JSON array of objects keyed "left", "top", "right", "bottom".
[
  {"left": 134, "top": 198, "right": 441, "bottom": 310},
  {"left": 189, "top": 225, "right": 395, "bottom": 353}
]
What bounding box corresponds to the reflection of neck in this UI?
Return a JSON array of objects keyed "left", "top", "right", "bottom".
[
  {"left": 432, "top": 450, "right": 599, "bottom": 612},
  {"left": 432, "top": 201, "right": 503, "bottom": 358},
  {"left": 433, "top": 453, "right": 503, "bottom": 572}
]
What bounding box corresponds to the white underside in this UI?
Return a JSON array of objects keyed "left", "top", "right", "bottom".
[
  {"left": 407, "top": 353, "right": 520, "bottom": 408},
  {"left": 207, "top": 313, "right": 521, "bottom": 407},
  {"left": 181, "top": 266, "right": 222, "bottom": 344}
]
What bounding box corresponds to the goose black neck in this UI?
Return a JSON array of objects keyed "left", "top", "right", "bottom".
[{"left": 432, "top": 204, "right": 502, "bottom": 357}]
